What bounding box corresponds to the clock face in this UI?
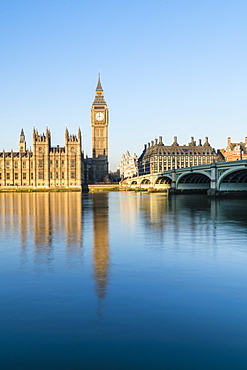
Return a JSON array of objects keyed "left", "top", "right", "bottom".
[{"left": 95, "top": 112, "right": 104, "bottom": 121}]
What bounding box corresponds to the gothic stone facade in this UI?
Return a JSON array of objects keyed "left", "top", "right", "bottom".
[
  {"left": 0, "top": 128, "right": 83, "bottom": 188},
  {"left": 84, "top": 75, "right": 109, "bottom": 183},
  {"left": 0, "top": 76, "right": 109, "bottom": 189}
]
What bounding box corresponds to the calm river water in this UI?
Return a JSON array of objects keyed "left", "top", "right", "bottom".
[{"left": 1, "top": 192, "right": 247, "bottom": 369}]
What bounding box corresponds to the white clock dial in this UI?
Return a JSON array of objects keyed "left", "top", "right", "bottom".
[{"left": 95, "top": 112, "right": 104, "bottom": 121}]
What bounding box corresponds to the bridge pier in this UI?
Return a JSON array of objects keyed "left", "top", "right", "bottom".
[
  {"left": 207, "top": 188, "right": 219, "bottom": 196},
  {"left": 207, "top": 162, "right": 218, "bottom": 196},
  {"left": 171, "top": 170, "right": 176, "bottom": 190}
]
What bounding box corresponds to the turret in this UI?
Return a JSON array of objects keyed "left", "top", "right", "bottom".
[
  {"left": 65, "top": 127, "right": 69, "bottom": 145},
  {"left": 46, "top": 127, "right": 51, "bottom": 147},
  {"left": 78, "top": 127, "right": 82, "bottom": 142},
  {"left": 19, "top": 129, "right": 26, "bottom": 153}
]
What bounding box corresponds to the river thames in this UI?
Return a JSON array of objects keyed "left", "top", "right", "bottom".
[{"left": 1, "top": 192, "right": 247, "bottom": 369}]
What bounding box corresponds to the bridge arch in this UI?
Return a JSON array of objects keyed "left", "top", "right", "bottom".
[
  {"left": 218, "top": 168, "right": 247, "bottom": 191},
  {"left": 155, "top": 176, "right": 172, "bottom": 185},
  {"left": 177, "top": 171, "right": 211, "bottom": 190},
  {"left": 140, "top": 178, "right": 151, "bottom": 184}
]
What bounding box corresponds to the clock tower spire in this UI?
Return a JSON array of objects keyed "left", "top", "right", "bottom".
[{"left": 91, "top": 74, "right": 109, "bottom": 182}]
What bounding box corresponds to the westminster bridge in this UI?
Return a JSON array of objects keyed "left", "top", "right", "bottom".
[{"left": 122, "top": 160, "right": 247, "bottom": 194}]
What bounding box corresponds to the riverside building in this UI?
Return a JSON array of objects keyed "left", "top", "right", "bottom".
[
  {"left": 118, "top": 151, "right": 138, "bottom": 179},
  {"left": 138, "top": 136, "right": 215, "bottom": 175},
  {"left": 0, "top": 75, "right": 109, "bottom": 189},
  {"left": 221, "top": 137, "right": 247, "bottom": 161}
]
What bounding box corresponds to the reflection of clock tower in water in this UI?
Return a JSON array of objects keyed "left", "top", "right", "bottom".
[{"left": 91, "top": 74, "right": 109, "bottom": 182}]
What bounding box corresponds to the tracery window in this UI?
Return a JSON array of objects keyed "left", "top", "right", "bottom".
[{"left": 38, "top": 160, "right": 43, "bottom": 168}]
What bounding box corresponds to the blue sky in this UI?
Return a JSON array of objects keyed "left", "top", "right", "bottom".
[{"left": 0, "top": 0, "right": 246, "bottom": 170}]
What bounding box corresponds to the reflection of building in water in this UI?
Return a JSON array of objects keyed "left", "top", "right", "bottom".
[
  {"left": 142, "top": 194, "right": 168, "bottom": 227},
  {"left": 139, "top": 194, "right": 169, "bottom": 243},
  {"left": 119, "top": 193, "right": 141, "bottom": 232},
  {"left": 0, "top": 192, "right": 83, "bottom": 263},
  {"left": 33, "top": 193, "right": 52, "bottom": 249},
  {"left": 92, "top": 193, "right": 109, "bottom": 300},
  {"left": 119, "top": 193, "right": 168, "bottom": 239},
  {"left": 0, "top": 193, "right": 33, "bottom": 247}
]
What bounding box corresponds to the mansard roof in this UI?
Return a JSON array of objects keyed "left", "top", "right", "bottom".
[{"left": 143, "top": 138, "right": 213, "bottom": 160}]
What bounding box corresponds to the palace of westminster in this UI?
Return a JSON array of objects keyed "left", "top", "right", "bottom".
[
  {"left": 0, "top": 75, "right": 109, "bottom": 189},
  {"left": 1, "top": 74, "right": 247, "bottom": 188}
]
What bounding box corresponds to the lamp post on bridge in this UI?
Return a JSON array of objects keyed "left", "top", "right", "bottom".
[
  {"left": 211, "top": 148, "right": 216, "bottom": 163},
  {"left": 240, "top": 147, "right": 243, "bottom": 160}
]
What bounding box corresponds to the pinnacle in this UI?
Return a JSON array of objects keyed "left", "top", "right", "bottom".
[{"left": 96, "top": 73, "right": 103, "bottom": 91}]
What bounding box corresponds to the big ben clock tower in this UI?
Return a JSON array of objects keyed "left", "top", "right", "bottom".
[{"left": 91, "top": 74, "right": 109, "bottom": 182}]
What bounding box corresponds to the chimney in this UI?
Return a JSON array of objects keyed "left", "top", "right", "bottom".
[
  {"left": 159, "top": 136, "right": 162, "bottom": 144},
  {"left": 205, "top": 137, "right": 209, "bottom": 144},
  {"left": 227, "top": 137, "right": 231, "bottom": 146},
  {"left": 148, "top": 142, "right": 150, "bottom": 148},
  {"left": 155, "top": 138, "right": 158, "bottom": 145},
  {"left": 144, "top": 144, "right": 147, "bottom": 150},
  {"left": 191, "top": 136, "right": 194, "bottom": 143},
  {"left": 174, "top": 136, "right": 177, "bottom": 143},
  {"left": 151, "top": 141, "right": 154, "bottom": 146},
  {"left": 199, "top": 139, "right": 202, "bottom": 146}
]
